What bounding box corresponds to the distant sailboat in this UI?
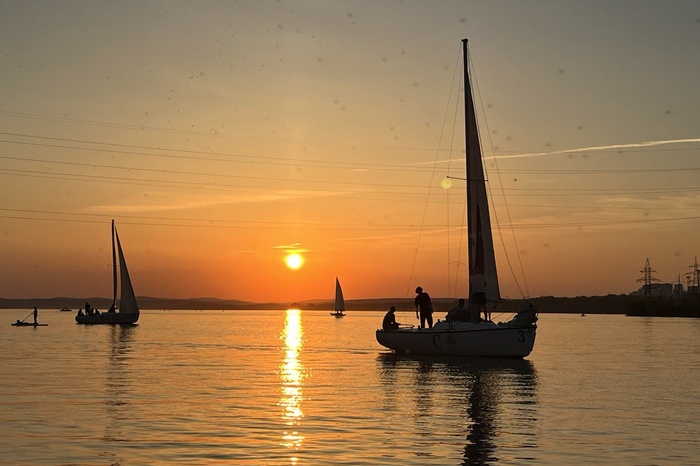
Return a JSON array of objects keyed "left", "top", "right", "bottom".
[
  {"left": 376, "top": 39, "right": 538, "bottom": 358},
  {"left": 75, "top": 220, "right": 140, "bottom": 325},
  {"left": 330, "top": 277, "right": 346, "bottom": 317}
]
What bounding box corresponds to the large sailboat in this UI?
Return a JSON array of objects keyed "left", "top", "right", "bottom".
[
  {"left": 330, "top": 277, "right": 346, "bottom": 317},
  {"left": 76, "top": 220, "right": 140, "bottom": 325},
  {"left": 376, "top": 39, "right": 538, "bottom": 358}
]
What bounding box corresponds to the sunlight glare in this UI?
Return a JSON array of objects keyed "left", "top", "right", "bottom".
[
  {"left": 278, "top": 309, "right": 305, "bottom": 453},
  {"left": 285, "top": 253, "right": 304, "bottom": 270}
]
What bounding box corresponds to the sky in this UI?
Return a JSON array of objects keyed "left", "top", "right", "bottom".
[{"left": 1, "top": 0, "right": 699, "bottom": 303}]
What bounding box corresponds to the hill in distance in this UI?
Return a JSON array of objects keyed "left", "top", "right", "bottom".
[{"left": 0, "top": 294, "right": 646, "bottom": 315}]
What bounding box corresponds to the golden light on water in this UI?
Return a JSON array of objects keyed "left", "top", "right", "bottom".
[{"left": 279, "top": 308, "right": 305, "bottom": 457}]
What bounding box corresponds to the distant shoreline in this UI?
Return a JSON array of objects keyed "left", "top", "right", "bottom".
[{"left": 3, "top": 294, "right": 687, "bottom": 316}]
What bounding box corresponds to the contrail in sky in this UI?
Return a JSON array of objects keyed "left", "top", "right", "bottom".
[{"left": 493, "top": 138, "right": 700, "bottom": 160}]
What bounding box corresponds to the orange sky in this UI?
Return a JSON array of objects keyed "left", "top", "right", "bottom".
[{"left": 1, "top": 2, "right": 699, "bottom": 302}]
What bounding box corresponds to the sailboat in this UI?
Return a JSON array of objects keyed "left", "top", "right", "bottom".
[
  {"left": 330, "top": 277, "right": 346, "bottom": 317},
  {"left": 75, "top": 220, "right": 140, "bottom": 325},
  {"left": 376, "top": 39, "right": 538, "bottom": 358}
]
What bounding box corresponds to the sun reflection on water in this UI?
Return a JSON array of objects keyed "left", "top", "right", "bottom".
[{"left": 279, "top": 308, "right": 305, "bottom": 459}]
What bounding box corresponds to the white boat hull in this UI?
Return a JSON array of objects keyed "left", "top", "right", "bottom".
[{"left": 376, "top": 321, "right": 536, "bottom": 358}]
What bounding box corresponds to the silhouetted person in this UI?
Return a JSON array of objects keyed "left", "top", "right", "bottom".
[
  {"left": 382, "top": 306, "right": 400, "bottom": 331},
  {"left": 414, "top": 286, "right": 434, "bottom": 329},
  {"left": 446, "top": 298, "right": 468, "bottom": 322},
  {"left": 33, "top": 307, "right": 38, "bottom": 325}
]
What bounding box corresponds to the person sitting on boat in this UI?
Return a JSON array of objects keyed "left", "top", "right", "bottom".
[
  {"left": 108, "top": 304, "right": 116, "bottom": 313},
  {"left": 77, "top": 309, "right": 84, "bottom": 316},
  {"left": 446, "top": 298, "right": 468, "bottom": 322},
  {"left": 414, "top": 286, "right": 434, "bottom": 329},
  {"left": 469, "top": 273, "right": 488, "bottom": 322},
  {"left": 382, "top": 306, "right": 400, "bottom": 331}
]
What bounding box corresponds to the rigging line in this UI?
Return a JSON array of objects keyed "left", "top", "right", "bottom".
[
  {"left": 0, "top": 132, "right": 433, "bottom": 173},
  {"left": 0, "top": 207, "right": 452, "bottom": 229},
  {"left": 0, "top": 168, "right": 474, "bottom": 206},
  {"left": 446, "top": 54, "right": 467, "bottom": 298},
  {"left": 445, "top": 54, "right": 461, "bottom": 297},
  {"left": 0, "top": 112, "right": 443, "bottom": 154},
  {"left": 0, "top": 154, "right": 431, "bottom": 190},
  {"left": 470, "top": 53, "right": 529, "bottom": 299},
  {"left": 405, "top": 43, "right": 463, "bottom": 298},
  {"left": 0, "top": 214, "right": 453, "bottom": 231},
  {"left": 0, "top": 166, "right": 460, "bottom": 200}
]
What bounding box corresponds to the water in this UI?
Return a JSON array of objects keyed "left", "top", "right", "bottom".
[{"left": 1, "top": 310, "right": 698, "bottom": 465}]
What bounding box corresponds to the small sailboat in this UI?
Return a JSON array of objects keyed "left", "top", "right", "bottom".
[
  {"left": 330, "top": 277, "right": 346, "bottom": 317},
  {"left": 376, "top": 39, "right": 538, "bottom": 358},
  {"left": 75, "top": 220, "right": 140, "bottom": 325}
]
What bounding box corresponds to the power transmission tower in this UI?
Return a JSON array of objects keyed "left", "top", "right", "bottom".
[
  {"left": 685, "top": 257, "right": 699, "bottom": 294},
  {"left": 636, "top": 258, "right": 659, "bottom": 298}
]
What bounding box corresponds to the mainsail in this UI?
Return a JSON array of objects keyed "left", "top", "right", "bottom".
[
  {"left": 334, "top": 277, "right": 345, "bottom": 313},
  {"left": 464, "top": 38, "right": 501, "bottom": 303},
  {"left": 116, "top": 228, "right": 139, "bottom": 315}
]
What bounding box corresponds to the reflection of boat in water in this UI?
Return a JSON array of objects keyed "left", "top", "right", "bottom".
[
  {"left": 103, "top": 325, "right": 136, "bottom": 446},
  {"left": 330, "top": 277, "right": 346, "bottom": 318},
  {"left": 76, "top": 220, "right": 140, "bottom": 325},
  {"left": 377, "top": 353, "right": 538, "bottom": 464},
  {"left": 376, "top": 39, "right": 537, "bottom": 358}
]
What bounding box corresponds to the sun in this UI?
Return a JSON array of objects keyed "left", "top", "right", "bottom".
[{"left": 285, "top": 253, "right": 304, "bottom": 270}]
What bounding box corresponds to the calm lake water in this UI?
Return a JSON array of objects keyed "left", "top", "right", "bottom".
[{"left": 1, "top": 309, "right": 698, "bottom": 465}]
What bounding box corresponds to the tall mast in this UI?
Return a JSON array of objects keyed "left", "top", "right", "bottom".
[
  {"left": 111, "top": 219, "right": 117, "bottom": 307},
  {"left": 462, "top": 38, "right": 472, "bottom": 276}
]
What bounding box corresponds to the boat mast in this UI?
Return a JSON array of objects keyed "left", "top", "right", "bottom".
[
  {"left": 462, "top": 38, "right": 472, "bottom": 281},
  {"left": 111, "top": 219, "right": 117, "bottom": 308}
]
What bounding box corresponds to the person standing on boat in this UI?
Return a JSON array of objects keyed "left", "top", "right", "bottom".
[
  {"left": 414, "top": 287, "right": 434, "bottom": 329},
  {"left": 33, "top": 306, "right": 38, "bottom": 325},
  {"left": 382, "top": 306, "right": 400, "bottom": 331},
  {"left": 469, "top": 273, "right": 488, "bottom": 322}
]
